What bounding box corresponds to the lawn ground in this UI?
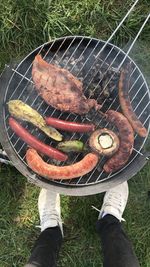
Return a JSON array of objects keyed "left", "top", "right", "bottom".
[{"left": 0, "top": 0, "right": 150, "bottom": 266}]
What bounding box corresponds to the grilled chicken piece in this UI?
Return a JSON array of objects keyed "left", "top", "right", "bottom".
[{"left": 32, "top": 55, "right": 101, "bottom": 114}]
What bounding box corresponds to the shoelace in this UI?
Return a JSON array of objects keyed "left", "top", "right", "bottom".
[
  {"left": 91, "top": 205, "right": 125, "bottom": 222},
  {"left": 106, "top": 193, "right": 123, "bottom": 209},
  {"left": 91, "top": 193, "right": 123, "bottom": 213},
  {"left": 91, "top": 205, "right": 101, "bottom": 213},
  {"left": 91, "top": 192, "right": 126, "bottom": 222}
]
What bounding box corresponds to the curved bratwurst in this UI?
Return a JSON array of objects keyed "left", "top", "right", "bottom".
[{"left": 103, "top": 110, "right": 134, "bottom": 173}]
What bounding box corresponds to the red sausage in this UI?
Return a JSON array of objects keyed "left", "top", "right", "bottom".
[
  {"left": 26, "top": 148, "right": 99, "bottom": 180},
  {"left": 9, "top": 117, "right": 68, "bottom": 162},
  {"left": 45, "top": 117, "right": 95, "bottom": 132}
]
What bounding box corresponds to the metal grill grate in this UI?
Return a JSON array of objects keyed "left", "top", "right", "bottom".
[{"left": 2, "top": 36, "right": 150, "bottom": 187}]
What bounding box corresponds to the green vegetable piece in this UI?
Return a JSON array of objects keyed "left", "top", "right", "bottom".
[
  {"left": 8, "top": 100, "right": 62, "bottom": 141},
  {"left": 57, "top": 140, "right": 87, "bottom": 152}
]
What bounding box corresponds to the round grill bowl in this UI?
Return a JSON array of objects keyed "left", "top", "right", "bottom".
[{"left": 0, "top": 36, "right": 149, "bottom": 196}]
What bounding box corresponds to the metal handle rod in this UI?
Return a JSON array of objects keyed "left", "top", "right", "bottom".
[
  {"left": 11, "top": 68, "right": 34, "bottom": 84},
  {"left": 84, "top": 12, "right": 150, "bottom": 96},
  {"left": 75, "top": 0, "right": 140, "bottom": 79},
  {"left": 94, "top": 13, "right": 150, "bottom": 109},
  {"left": 117, "top": 13, "right": 150, "bottom": 70}
]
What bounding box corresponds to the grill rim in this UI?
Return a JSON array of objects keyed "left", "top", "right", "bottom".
[{"left": 0, "top": 35, "right": 149, "bottom": 195}]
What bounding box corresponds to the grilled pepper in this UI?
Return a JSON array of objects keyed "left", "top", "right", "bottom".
[
  {"left": 8, "top": 100, "right": 62, "bottom": 141},
  {"left": 57, "top": 140, "right": 88, "bottom": 152}
]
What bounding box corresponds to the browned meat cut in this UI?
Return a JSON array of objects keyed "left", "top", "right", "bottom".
[{"left": 32, "top": 55, "right": 101, "bottom": 114}]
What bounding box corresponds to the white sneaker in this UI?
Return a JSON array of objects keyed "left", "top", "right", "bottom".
[
  {"left": 38, "top": 189, "right": 63, "bottom": 234},
  {"left": 99, "top": 181, "right": 129, "bottom": 221}
]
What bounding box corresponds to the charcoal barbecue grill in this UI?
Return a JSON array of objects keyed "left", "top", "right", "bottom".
[{"left": 0, "top": 3, "right": 149, "bottom": 196}]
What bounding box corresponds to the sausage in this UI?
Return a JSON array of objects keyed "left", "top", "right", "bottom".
[
  {"left": 103, "top": 110, "right": 134, "bottom": 173},
  {"left": 119, "top": 69, "right": 147, "bottom": 137},
  {"left": 9, "top": 117, "right": 68, "bottom": 162},
  {"left": 45, "top": 117, "right": 95, "bottom": 132},
  {"left": 26, "top": 148, "right": 99, "bottom": 180}
]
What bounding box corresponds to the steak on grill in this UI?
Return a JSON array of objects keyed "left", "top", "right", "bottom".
[{"left": 32, "top": 55, "right": 101, "bottom": 114}]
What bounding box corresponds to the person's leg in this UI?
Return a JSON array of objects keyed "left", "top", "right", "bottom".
[
  {"left": 25, "top": 189, "right": 63, "bottom": 267},
  {"left": 25, "top": 226, "right": 62, "bottom": 267},
  {"left": 96, "top": 182, "right": 140, "bottom": 267}
]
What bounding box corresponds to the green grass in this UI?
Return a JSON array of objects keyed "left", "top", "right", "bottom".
[
  {"left": 0, "top": 165, "right": 150, "bottom": 267},
  {"left": 0, "top": 0, "right": 150, "bottom": 70},
  {"left": 0, "top": 0, "right": 150, "bottom": 266}
]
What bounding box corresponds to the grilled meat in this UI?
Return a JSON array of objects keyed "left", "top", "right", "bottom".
[
  {"left": 118, "top": 68, "right": 147, "bottom": 137},
  {"left": 103, "top": 110, "right": 134, "bottom": 173},
  {"left": 32, "top": 55, "right": 101, "bottom": 114}
]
